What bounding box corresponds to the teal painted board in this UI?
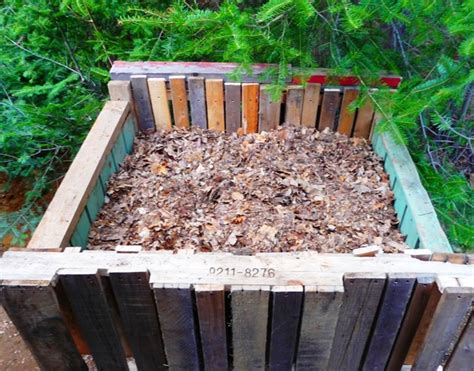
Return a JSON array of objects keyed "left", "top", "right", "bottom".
[
  {"left": 392, "top": 180, "right": 407, "bottom": 221},
  {"left": 112, "top": 133, "right": 128, "bottom": 168},
  {"left": 70, "top": 209, "right": 91, "bottom": 248},
  {"left": 122, "top": 116, "right": 136, "bottom": 154},
  {"left": 100, "top": 152, "right": 117, "bottom": 190},
  {"left": 371, "top": 130, "right": 387, "bottom": 159},
  {"left": 86, "top": 181, "right": 105, "bottom": 222},
  {"left": 400, "top": 207, "right": 419, "bottom": 247},
  {"left": 383, "top": 156, "right": 397, "bottom": 188}
]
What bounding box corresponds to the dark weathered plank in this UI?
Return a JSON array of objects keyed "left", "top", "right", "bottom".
[
  {"left": 328, "top": 273, "right": 386, "bottom": 371},
  {"left": 169, "top": 75, "right": 190, "bottom": 128},
  {"left": 353, "top": 97, "right": 375, "bottom": 139},
  {"left": 109, "top": 270, "right": 167, "bottom": 371},
  {"left": 225, "top": 83, "right": 241, "bottom": 134},
  {"left": 195, "top": 284, "right": 228, "bottom": 371},
  {"left": 130, "top": 75, "right": 155, "bottom": 131},
  {"left": 259, "top": 85, "right": 281, "bottom": 132},
  {"left": 296, "top": 286, "right": 344, "bottom": 370},
  {"left": 338, "top": 88, "right": 359, "bottom": 136},
  {"left": 242, "top": 83, "right": 259, "bottom": 133},
  {"left": 285, "top": 86, "right": 304, "bottom": 125},
  {"left": 319, "top": 89, "right": 341, "bottom": 131},
  {"left": 188, "top": 76, "right": 207, "bottom": 129},
  {"left": 446, "top": 314, "right": 473, "bottom": 370},
  {"left": 58, "top": 269, "right": 128, "bottom": 371},
  {"left": 301, "top": 83, "right": 321, "bottom": 128},
  {"left": 362, "top": 274, "right": 416, "bottom": 371},
  {"left": 0, "top": 284, "right": 87, "bottom": 371},
  {"left": 205, "top": 79, "right": 225, "bottom": 132},
  {"left": 231, "top": 285, "right": 270, "bottom": 370},
  {"left": 386, "top": 276, "right": 435, "bottom": 371},
  {"left": 268, "top": 286, "right": 303, "bottom": 370},
  {"left": 153, "top": 283, "right": 200, "bottom": 370}
]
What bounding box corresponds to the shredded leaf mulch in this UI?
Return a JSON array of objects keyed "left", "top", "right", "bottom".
[{"left": 88, "top": 126, "right": 407, "bottom": 254}]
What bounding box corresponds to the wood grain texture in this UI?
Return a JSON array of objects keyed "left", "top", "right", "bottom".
[
  {"left": 285, "top": 86, "right": 304, "bottom": 125},
  {"left": 153, "top": 284, "right": 200, "bottom": 370},
  {"left": 130, "top": 75, "right": 155, "bottom": 131},
  {"left": 338, "top": 88, "right": 359, "bottom": 136},
  {"left": 148, "top": 78, "right": 172, "bottom": 131},
  {"left": 328, "top": 273, "right": 386, "bottom": 371},
  {"left": 301, "top": 83, "right": 321, "bottom": 128},
  {"left": 242, "top": 83, "right": 259, "bottom": 133},
  {"left": 188, "top": 77, "right": 207, "bottom": 129},
  {"left": 231, "top": 285, "right": 270, "bottom": 370},
  {"left": 362, "top": 274, "right": 416, "bottom": 371},
  {"left": 59, "top": 270, "right": 128, "bottom": 371},
  {"left": 353, "top": 97, "right": 375, "bottom": 138},
  {"left": 268, "top": 286, "right": 303, "bottom": 370},
  {"left": 446, "top": 314, "right": 473, "bottom": 371},
  {"left": 108, "top": 80, "right": 137, "bottom": 133},
  {"left": 259, "top": 85, "right": 281, "bottom": 132},
  {"left": 205, "top": 79, "right": 225, "bottom": 132},
  {"left": 195, "top": 284, "right": 228, "bottom": 371},
  {"left": 109, "top": 270, "right": 167, "bottom": 371},
  {"left": 0, "top": 284, "right": 87, "bottom": 371},
  {"left": 169, "top": 75, "right": 190, "bottom": 128},
  {"left": 225, "top": 83, "right": 241, "bottom": 134},
  {"left": 319, "top": 89, "right": 341, "bottom": 131}
]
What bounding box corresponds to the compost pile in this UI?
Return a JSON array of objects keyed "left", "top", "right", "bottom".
[{"left": 88, "top": 126, "right": 406, "bottom": 253}]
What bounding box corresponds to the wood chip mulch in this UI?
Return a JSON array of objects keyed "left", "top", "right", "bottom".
[{"left": 88, "top": 126, "right": 407, "bottom": 254}]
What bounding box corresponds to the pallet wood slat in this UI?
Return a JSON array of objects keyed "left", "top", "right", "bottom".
[
  {"left": 319, "top": 89, "right": 341, "bottom": 131},
  {"left": 153, "top": 283, "right": 200, "bottom": 370},
  {"left": 446, "top": 314, "right": 473, "bottom": 370},
  {"left": 195, "top": 284, "right": 228, "bottom": 371},
  {"left": 108, "top": 80, "right": 137, "bottom": 132},
  {"left": 353, "top": 97, "right": 375, "bottom": 139},
  {"left": 242, "top": 83, "right": 259, "bottom": 133},
  {"left": 59, "top": 270, "right": 128, "bottom": 371},
  {"left": 205, "top": 79, "right": 225, "bottom": 132},
  {"left": 224, "top": 83, "right": 241, "bottom": 134},
  {"left": 85, "top": 181, "right": 105, "bottom": 223},
  {"left": 188, "top": 76, "right": 208, "bottom": 129},
  {"left": 231, "top": 285, "right": 270, "bottom": 370},
  {"left": 259, "top": 85, "right": 281, "bottom": 132},
  {"left": 121, "top": 116, "right": 136, "bottom": 153},
  {"left": 301, "top": 83, "right": 321, "bottom": 128},
  {"left": 268, "top": 286, "right": 304, "bottom": 370},
  {"left": 338, "top": 88, "right": 359, "bottom": 136},
  {"left": 109, "top": 270, "right": 167, "bottom": 370},
  {"left": 69, "top": 210, "right": 90, "bottom": 248},
  {"left": 130, "top": 75, "right": 155, "bottom": 131},
  {"left": 169, "top": 75, "right": 190, "bottom": 128},
  {"left": 148, "top": 78, "right": 172, "bottom": 131},
  {"left": 285, "top": 86, "right": 304, "bottom": 125}
]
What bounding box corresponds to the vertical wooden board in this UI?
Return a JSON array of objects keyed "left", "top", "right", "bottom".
[
  {"left": 122, "top": 116, "right": 136, "bottom": 154},
  {"left": 205, "top": 79, "right": 225, "bottom": 132},
  {"left": 148, "top": 78, "right": 172, "bottom": 131},
  {"left": 70, "top": 209, "right": 90, "bottom": 248},
  {"left": 319, "top": 89, "right": 341, "bottom": 131},
  {"left": 400, "top": 208, "right": 419, "bottom": 248},
  {"left": 99, "top": 151, "right": 117, "bottom": 189},
  {"left": 195, "top": 284, "right": 228, "bottom": 371},
  {"left": 242, "top": 83, "right": 259, "bottom": 133},
  {"left": 112, "top": 132, "right": 128, "bottom": 168},
  {"left": 362, "top": 275, "right": 416, "bottom": 371},
  {"left": 109, "top": 271, "right": 167, "bottom": 371},
  {"left": 386, "top": 277, "right": 435, "bottom": 371},
  {"left": 170, "top": 75, "right": 190, "bottom": 129},
  {"left": 268, "top": 286, "right": 303, "bottom": 370},
  {"left": 285, "top": 86, "right": 304, "bottom": 125},
  {"left": 231, "top": 285, "right": 270, "bottom": 370},
  {"left": 108, "top": 80, "right": 137, "bottom": 133},
  {"left": 225, "top": 83, "right": 241, "bottom": 134},
  {"left": 301, "top": 83, "right": 321, "bottom": 128},
  {"left": 0, "top": 284, "right": 87, "bottom": 371},
  {"left": 338, "top": 88, "right": 359, "bottom": 136},
  {"left": 296, "top": 287, "right": 344, "bottom": 370},
  {"left": 85, "top": 181, "right": 104, "bottom": 222},
  {"left": 413, "top": 287, "right": 473, "bottom": 370},
  {"left": 130, "top": 75, "right": 155, "bottom": 131},
  {"left": 328, "top": 273, "right": 386, "bottom": 371},
  {"left": 353, "top": 98, "right": 375, "bottom": 139},
  {"left": 259, "top": 85, "right": 281, "bottom": 132},
  {"left": 153, "top": 284, "right": 200, "bottom": 370},
  {"left": 59, "top": 270, "right": 128, "bottom": 371},
  {"left": 446, "top": 315, "right": 473, "bottom": 371},
  {"left": 188, "top": 77, "right": 208, "bottom": 129},
  {"left": 392, "top": 180, "right": 408, "bottom": 221}
]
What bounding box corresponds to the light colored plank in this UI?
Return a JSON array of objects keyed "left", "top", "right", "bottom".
[
  {"left": 188, "top": 76, "right": 207, "bottom": 129},
  {"left": 205, "top": 79, "right": 225, "bottom": 132},
  {"left": 225, "top": 83, "right": 241, "bottom": 134},
  {"left": 108, "top": 80, "right": 133, "bottom": 102},
  {"left": 353, "top": 97, "right": 375, "bottom": 139},
  {"left": 285, "top": 86, "right": 304, "bottom": 125},
  {"left": 259, "top": 85, "right": 281, "bottom": 132},
  {"left": 130, "top": 75, "right": 155, "bottom": 131},
  {"left": 301, "top": 83, "right": 321, "bottom": 128},
  {"left": 27, "top": 101, "right": 130, "bottom": 249},
  {"left": 352, "top": 245, "right": 381, "bottom": 257},
  {"left": 148, "top": 78, "right": 172, "bottom": 131},
  {"left": 319, "top": 89, "right": 341, "bottom": 131},
  {"left": 338, "top": 88, "right": 359, "bottom": 136},
  {"left": 242, "top": 83, "right": 259, "bottom": 133},
  {"left": 169, "top": 75, "right": 190, "bottom": 128}
]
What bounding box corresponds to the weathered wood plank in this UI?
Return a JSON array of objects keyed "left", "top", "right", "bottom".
[
  {"left": 108, "top": 80, "right": 133, "bottom": 102},
  {"left": 231, "top": 285, "right": 270, "bottom": 370},
  {"left": 328, "top": 273, "right": 386, "bottom": 370},
  {"left": 318, "top": 89, "right": 341, "bottom": 131},
  {"left": 259, "top": 85, "right": 281, "bottom": 132},
  {"left": 169, "top": 75, "right": 190, "bottom": 128},
  {"left": 59, "top": 270, "right": 128, "bottom": 371},
  {"left": 121, "top": 116, "right": 136, "bottom": 154},
  {"left": 109, "top": 270, "right": 167, "bottom": 370},
  {"left": 285, "top": 86, "right": 304, "bottom": 125},
  {"left": 195, "top": 284, "right": 228, "bottom": 371},
  {"left": 362, "top": 274, "right": 416, "bottom": 371},
  {"left": 0, "top": 284, "right": 87, "bottom": 371},
  {"left": 225, "top": 83, "right": 241, "bottom": 134},
  {"left": 188, "top": 77, "right": 207, "bottom": 129},
  {"left": 446, "top": 314, "right": 473, "bottom": 371},
  {"left": 205, "top": 79, "right": 225, "bottom": 132},
  {"left": 301, "top": 83, "right": 321, "bottom": 128},
  {"left": 69, "top": 209, "right": 90, "bottom": 248},
  {"left": 353, "top": 97, "right": 375, "bottom": 139},
  {"left": 242, "top": 83, "right": 259, "bottom": 133},
  {"left": 148, "top": 78, "right": 172, "bottom": 131},
  {"left": 153, "top": 283, "right": 200, "bottom": 370},
  {"left": 296, "top": 286, "right": 343, "bottom": 370},
  {"left": 130, "top": 75, "right": 155, "bottom": 131},
  {"left": 268, "top": 286, "right": 303, "bottom": 370},
  {"left": 338, "top": 88, "right": 359, "bottom": 136},
  {"left": 85, "top": 181, "right": 104, "bottom": 222}
]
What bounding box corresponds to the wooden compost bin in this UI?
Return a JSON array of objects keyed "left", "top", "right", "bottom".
[{"left": 1, "top": 62, "right": 472, "bottom": 371}]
